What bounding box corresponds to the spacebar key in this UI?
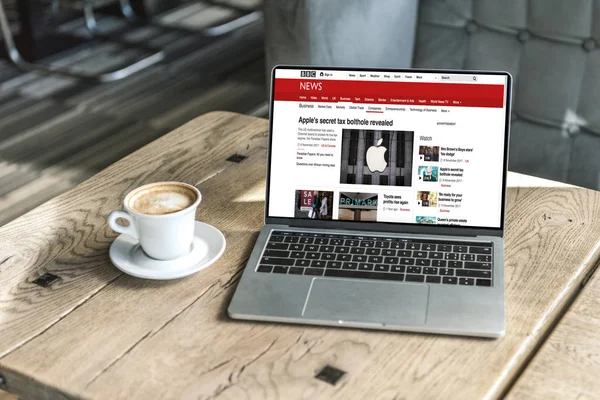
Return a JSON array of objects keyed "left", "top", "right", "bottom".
[
  {"left": 261, "top": 257, "right": 294, "bottom": 266},
  {"left": 325, "top": 269, "right": 405, "bottom": 281}
]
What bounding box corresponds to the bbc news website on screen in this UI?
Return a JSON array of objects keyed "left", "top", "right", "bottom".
[{"left": 268, "top": 68, "right": 508, "bottom": 228}]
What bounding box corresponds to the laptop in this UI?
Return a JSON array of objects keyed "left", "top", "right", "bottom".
[{"left": 228, "top": 66, "right": 511, "bottom": 338}]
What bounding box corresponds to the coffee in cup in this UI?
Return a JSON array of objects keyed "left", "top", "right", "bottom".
[
  {"left": 108, "top": 182, "right": 201, "bottom": 261},
  {"left": 128, "top": 183, "right": 198, "bottom": 215}
]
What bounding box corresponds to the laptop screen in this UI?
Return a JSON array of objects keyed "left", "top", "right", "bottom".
[{"left": 267, "top": 67, "right": 510, "bottom": 229}]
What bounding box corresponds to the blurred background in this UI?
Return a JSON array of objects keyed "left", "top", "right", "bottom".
[{"left": 0, "top": 0, "right": 599, "bottom": 231}]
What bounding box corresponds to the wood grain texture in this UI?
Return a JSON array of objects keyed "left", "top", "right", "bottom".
[
  {"left": 1, "top": 112, "right": 600, "bottom": 399},
  {"left": 0, "top": 390, "right": 17, "bottom": 400},
  {"left": 507, "top": 268, "right": 600, "bottom": 400}
]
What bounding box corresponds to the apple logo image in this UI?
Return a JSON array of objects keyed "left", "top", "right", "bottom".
[{"left": 366, "top": 138, "right": 387, "bottom": 173}]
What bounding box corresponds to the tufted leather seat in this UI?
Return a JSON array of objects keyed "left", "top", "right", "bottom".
[
  {"left": 264, "top": 0, "right": 600, "bottom": 189},
  {"left": 415, "top": 0, "right": 600, "bottom": 189}
]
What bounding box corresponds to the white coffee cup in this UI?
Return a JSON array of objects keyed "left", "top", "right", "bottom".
[{"left": 108, "top": 182, "right": 201, "bottom": 261}]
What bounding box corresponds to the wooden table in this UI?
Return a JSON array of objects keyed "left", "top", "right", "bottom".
[{"left": 1, "top": 111, "right": 600, "bottom": 399}]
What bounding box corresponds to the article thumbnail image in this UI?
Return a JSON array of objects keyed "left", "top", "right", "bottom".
[
  {"left": 417, "top": 166, "right": 439, "bottom": 182},
  {"left": 294, "top": 190, "right": 333, "bottom": 220},
  {"left": 416, "top": 216, "right": 437, "bottom": 224},
  {"left": 338, "top": 192, "right": 378, "bottom": 222},
  {"left": 340, "top": 129, "right": 414, "bottom": 186},
  {"left": 419, "top": 145, "right": 440, "bottom": 162},
  {"left": 416, "top": 191, "right": 438, "bottom": 207}
]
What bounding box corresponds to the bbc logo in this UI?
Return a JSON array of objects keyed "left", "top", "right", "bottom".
[{"left": 301, "top": 70, "right": 316, "bottom": 77}]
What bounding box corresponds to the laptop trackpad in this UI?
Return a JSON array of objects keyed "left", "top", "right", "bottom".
[{"left": 303, "top": 278, "right": 428, "bottom": 326}]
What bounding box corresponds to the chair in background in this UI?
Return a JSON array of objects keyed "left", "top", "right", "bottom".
[{"left": 263, "top": 0, "right": 600, "bottom": 190}]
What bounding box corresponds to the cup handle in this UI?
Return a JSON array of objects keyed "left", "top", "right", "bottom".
[{"left": 108, "top": 210, "right": 138, "bottom": 239}]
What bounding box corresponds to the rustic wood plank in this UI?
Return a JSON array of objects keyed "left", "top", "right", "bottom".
[
  {"left": 506, "top": 268, "right": 600, "bottom": 399},
  {"left": 0, "top": 389, "right": 18, "bottom": 400},
  {"left": 1, "top": 112, "right": 600, "bottom": 399},
  {"left": 0, "top": 112, "right": 267, "bottom": 359}
]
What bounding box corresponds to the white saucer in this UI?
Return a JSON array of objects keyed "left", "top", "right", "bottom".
[{"left": 109, "top": 221, "right": 226, "bottom": 280}]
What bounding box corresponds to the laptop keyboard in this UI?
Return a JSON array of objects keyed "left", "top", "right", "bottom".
[{"left": 256, "top": 231, "right": 493, "bottom": 287}]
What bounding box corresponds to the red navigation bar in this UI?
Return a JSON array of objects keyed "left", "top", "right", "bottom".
[{"left": 274, "top": 79, "right": 505, "bottom": 108}]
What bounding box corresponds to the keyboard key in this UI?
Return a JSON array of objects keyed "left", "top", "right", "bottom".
[
  {"left": 439, "top": 268, "right": 454, "bottom": 276},
  {"left": 290, "top": 244, "right": 304, "bottom": 251},
  {"left": 366, "top": 248, "right": 381, "bottom": 255},
  {"left": 304, "top": 268, "right": 324, "bottom": 276},
  {"left": 358, "top": 263, "right": 374, "bottom": 271},
  {"left": 321, "top": 253, "right": 336, "bottom": 261},
  {"left": 342, "top": 262, "right": 358, "bottom": 270},
  {"left": 315, "top": 238, "right": 329, "bottom": 245},
  {"left": 367, "top": 257, "right": 383, "bottom": 266},
  {"left": 299, "top": 237, "right": 314, "bottom": 244},
  {"left": 324, "top": 261, "right": 340, "bottom": 269},
  {"left": 459, "top": 277, "right": 475, "bottom": 286},
  {"left": 414, "top": 251, "right": 427, "bottom": 258},
  {"left": 406, "top": 274, "right": 425, "bottom": 282},
  {"left": 375, "top": 241, "right": 390, "bottom": 249},
  {"left": 407, "top": 266, "right": 422, "bottom": 274},
  {"left": 335, "top": 247, "right": 350, "bottom": 254},
  {"left": 429, "top": 252, "right": 443, "bottom": 259},
  {"left": 400, "top": 258, "right": 415, "bottom": 265},
  {"left": 257, "top": 265, "right": 272, "bottom": 273},
  {"left": 324, "top": 269, "right": 404, "bottom": 281},
  {"left": 345, "top": 239, "right": 359, "bottom": 246},
  {"left": 426, "top": 276, "right": 441, "bottom": 284},
  {"left": 305, "top": 244, "right": 319, "bottom": 252},
  {"left": 438, "top": 244, "right": 452, "bottom": 252},
  {"left": 445, "top": 253, "right": 459, "bottom": 260},
  {"left": 476, "top": 279, "right": 492, "bottom": 287},
  {"left": 432, "top": 260, "right": 447, "bottom": 267},
  {"left": 263, "top": 250, "right": 290, "bottom": 258},
  {"left": 350, "top": 248, "right": 365, "bottom": 254},
  {"left": 448, "top": 261, "right": 463, "bottom": 268},
  {"left": 267, "top": 243, "right": 288, "bottom": 250},
  {"left": 331, "top": 239, "right": 344, "bottom": 246},
  {"left": 306, "top": 252, "right": 320, "bottom": 260},
  {"left": 407, "top": 243, "right": 421, "bottom": 250},
  {"left": 391, "top": 265, "right": 405, "bottom": 273},
  {"left": 477, "top": 255, "right": 492, "bottom": 262},
  {"left": 374, "top": 264, "right": 389, "bottom": 272},
  {"left": 353, "top": 255, "right": 367, "bottom": 262},
  {"left": 382, "top": 249, "right": 396, "bottom": 256},
  {"left": 416, "top": 259, "right": 431, "bottom": 266},
  {"left": 384, "top": 256, "right": 399, "bottom": 264},
  {"left": 284, "top": 236, "right": 299, "bottom": 243},
  {"left": 295, "top": 259, "right": 311, "bottom": 267},
  {"left": 361, "top": 241, "right": 375, "bottom": 248},
  {"left": 261, "top": 257, "right": 294, "bottom": 266},
  {"left": 311, "top": 260, "right": 326, "bottom": 268},
  {"left": 336, "top": 254, "right": 352, "bottom": 261},
  {"left": 320, "top": 245, "right": 334, "bottom": 252},
  {"left": 423, "top": 267, "right": 438, "bottom": 275},
  {"left": 442, "top": 277, "right": 458, "bottom": 284},
  {"left": 289, "top": 267, "right": 304, "bottom": 275},
  {"left": 391, "top": 242, "right": 405, "bottom": 249},
  {"left": 456, "top": 270, "right": 491, "bottom": 279},
  {"left": 465, "top": 262, "right": 491, "bottom": 270},
  {"left": 290, "top": 251, "right": 305, "bottom": 258},
  {"left": 273, "top": 266, "right": 288, "bottom": 274},
  {"left": 460, "top": 254, "right": 475, "bottom": 261},
  {"left": 469, "top": 246, "right": 492, "bottom": 254},
  {"left": 453, "top": 245, "right": 468, "bottom": 253},
  {"left": 398, "top": 250, "right": 412, "bottom": 257}
]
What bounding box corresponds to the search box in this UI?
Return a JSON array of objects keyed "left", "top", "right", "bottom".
[{"left": 439, "top": 74, "right": 478, "bottom": 82}]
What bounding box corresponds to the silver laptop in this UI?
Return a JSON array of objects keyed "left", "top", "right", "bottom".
[{"left": 228, "top": 66, "right": 511, "bottom": 338}]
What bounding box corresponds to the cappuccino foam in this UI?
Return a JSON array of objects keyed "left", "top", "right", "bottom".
[{"left": 129, "top": 183, "right": 197, "bottom": 215}]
